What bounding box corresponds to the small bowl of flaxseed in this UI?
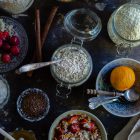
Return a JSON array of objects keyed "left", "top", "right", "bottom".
[{"left": 17, "top": 88, "right": 50, "bottom": 122}]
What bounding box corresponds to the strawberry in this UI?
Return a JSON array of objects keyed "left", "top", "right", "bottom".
[
  {"left": 11, "top": 46, "right": 20, "bottom": 56},
  {"left": 89, "top": 122, "right": 95, "bottom": 131},
  {"left": 69, "top": 115, "right": 79, "bottom": 124},
  {"left": 2, "top": 31, "right": 10, "bottom": 40},
  {"left": 80, "top": 119, "right": 88, "bottom": 125},
  {"left": 3, "top": 43, "right": 11, "bottom": 51},
  {"left": 10, "top": 36, "right": 20, "bottom": 45},
  {"left": 0, "top": 39, "right": 3, "bottom": 48},
  {"left": 0, "top": 32, "right": 3, "bottom": 39},
  {"left": 1, "top": 54, "right": 11, "bottom": 63},
  {"left": 69, "top": 123, "right": 80, "bottom": 133}
]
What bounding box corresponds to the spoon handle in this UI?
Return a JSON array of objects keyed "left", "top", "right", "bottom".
[
  {"left": 88, "top": 96, "right": 118, "bottom": 109},
  {"left": 87, "top": 89, "right": 122, "bottom": 96},
  {"left": 15, "top": 60, "right": 61, "bottom": 74},
  {"left": 0, "top": 128, "right": 15, "bottom": 140}
]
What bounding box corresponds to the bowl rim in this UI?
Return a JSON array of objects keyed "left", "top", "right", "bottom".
[
  {"left": 96, "top": 58, "right": 140, "bottom": 117},
  {"left": 48, "top": 110, "right": 107, "bottom": 140}
]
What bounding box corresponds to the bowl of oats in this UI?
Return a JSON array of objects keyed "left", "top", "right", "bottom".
[
  {"left": 0, "top": 0, "right": 34, "bottom": 14},
  {"left": 48, "top": 110, "right": 107, "bottom": 140}
]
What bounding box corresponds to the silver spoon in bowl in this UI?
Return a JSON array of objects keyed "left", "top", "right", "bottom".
[{"left": 88, "top": 88, "right": 139, "bottom": 110}]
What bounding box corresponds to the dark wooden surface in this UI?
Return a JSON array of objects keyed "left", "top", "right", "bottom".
[{"left": 0, "top": 0, "right": 139, "bottom": 140}]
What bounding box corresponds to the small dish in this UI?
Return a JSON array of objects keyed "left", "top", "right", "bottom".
[
  {"left": 0, "top": 16, "right": 28, "bottom": 72},
  {"left": 17, "top": 88, "right": 50, "bottom": 122},
  {"left": 96, "top": 58, "right": 140, "bottom": 117},
  {"left": 48, "top": 110, "right": 107, "bottom": 140}
]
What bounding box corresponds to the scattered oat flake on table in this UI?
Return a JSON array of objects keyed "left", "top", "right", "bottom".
[{"left": 95, "top": 3, "right": 107, "bottom": 11}]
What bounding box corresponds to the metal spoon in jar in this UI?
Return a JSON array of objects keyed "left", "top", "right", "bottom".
[
  {"left": 88, "top": 88, "right": 139, "bottom": 110},
  {"left": 15, "top": 59, "right": 62, "bottom": 74}
]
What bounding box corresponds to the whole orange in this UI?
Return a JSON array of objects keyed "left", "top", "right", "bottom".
[{"left": 110, "top": 66, "right": 135, "bottom": 91}]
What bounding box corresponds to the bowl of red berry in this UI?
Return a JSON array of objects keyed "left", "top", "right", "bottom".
[
  {"left": 0, "top": 16, "right": 28, "bottom": 72},
  {"left": 49, "top": 110, "right": 107, "bottom": 140}
]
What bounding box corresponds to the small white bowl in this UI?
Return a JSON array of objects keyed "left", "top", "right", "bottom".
[{"left": 48, "top": 110, "right": 107, "bottom": 140}]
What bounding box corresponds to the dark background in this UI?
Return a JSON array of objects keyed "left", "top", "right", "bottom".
[{"left": 0, "top": 0, "right": 140, "bottom": 140}]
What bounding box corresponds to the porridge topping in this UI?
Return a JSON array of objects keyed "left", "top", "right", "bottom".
[
  {"left": 21, "top": 93, "right": 47, "bottom": 117},
  {"left": 54, "top": 114, "right": 102, "bottom": 140},
  {"left": 115, "top": 4, "right": 140, "bottom": 40},
  {"left": 52, "top": 46, "right": 91, "bottom": 83}
]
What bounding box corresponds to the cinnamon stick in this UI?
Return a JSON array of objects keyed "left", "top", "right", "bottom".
[
  {"left": 35, "top": 9, "right": 42, "bottom": 62},
  {"left": 41, "top": 6, "right": 58, "bottom": 46},
  {"left": 27, "top": 9, "right": 41, "bottom": 77}
]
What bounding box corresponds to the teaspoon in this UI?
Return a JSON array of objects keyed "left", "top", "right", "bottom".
[
  {"left": 88, "top": 88, "right": 139, "bottom": 110},
  {"left": 15, "top": 59, "right": 62, "bottom": 74}
]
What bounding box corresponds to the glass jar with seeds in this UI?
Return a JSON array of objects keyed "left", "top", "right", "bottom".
[{"left": 51, "top": 9, "right": 102, "bottom": 99}]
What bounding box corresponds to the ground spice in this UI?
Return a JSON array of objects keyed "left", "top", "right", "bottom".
[{"left": 22, "top": 93, "right": 47, "bottom": 118}]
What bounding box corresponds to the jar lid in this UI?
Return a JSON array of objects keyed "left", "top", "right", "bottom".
[{"left": 64, "top": 8, "right": 102, "bottom": 41}]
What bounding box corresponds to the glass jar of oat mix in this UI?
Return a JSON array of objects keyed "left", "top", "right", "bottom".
[{"left": 51, "top": 8, "right": 102, "bottom": 99}]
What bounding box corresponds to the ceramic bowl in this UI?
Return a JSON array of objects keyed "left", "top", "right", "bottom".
[
  {"left": 48, "top": 110, "right": 107, "bottom": 140},
  {"left": 96, "top": 58, "right": 140, "bottom": 117}
]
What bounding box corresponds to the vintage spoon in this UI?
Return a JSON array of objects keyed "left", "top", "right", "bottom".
[
  {"left": 88, "top": 88, "right": 139, "bottom": 110},
  {"left": 15, "top": 59, "right": 62, "bottom": 74},
  {"left": 0, "top": 128, "right": 15, "bottom": 140}
]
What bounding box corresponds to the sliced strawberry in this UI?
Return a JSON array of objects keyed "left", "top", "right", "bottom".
[
  {"left": 80, "top": 118, "right": 88, "bottom": 124},
  {"left": 69, "top": 123, "right": 80, "bottom": 133},
  {"left": 69, "top": 115, "right": 79, "bottom": 124},
  {"left": 89, "top": 122, "right": 95, "bottom": 131}
]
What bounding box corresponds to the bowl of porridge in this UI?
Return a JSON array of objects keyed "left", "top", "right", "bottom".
[{"left": 48, "top": 110, "right": 107, "bottom": 140}]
